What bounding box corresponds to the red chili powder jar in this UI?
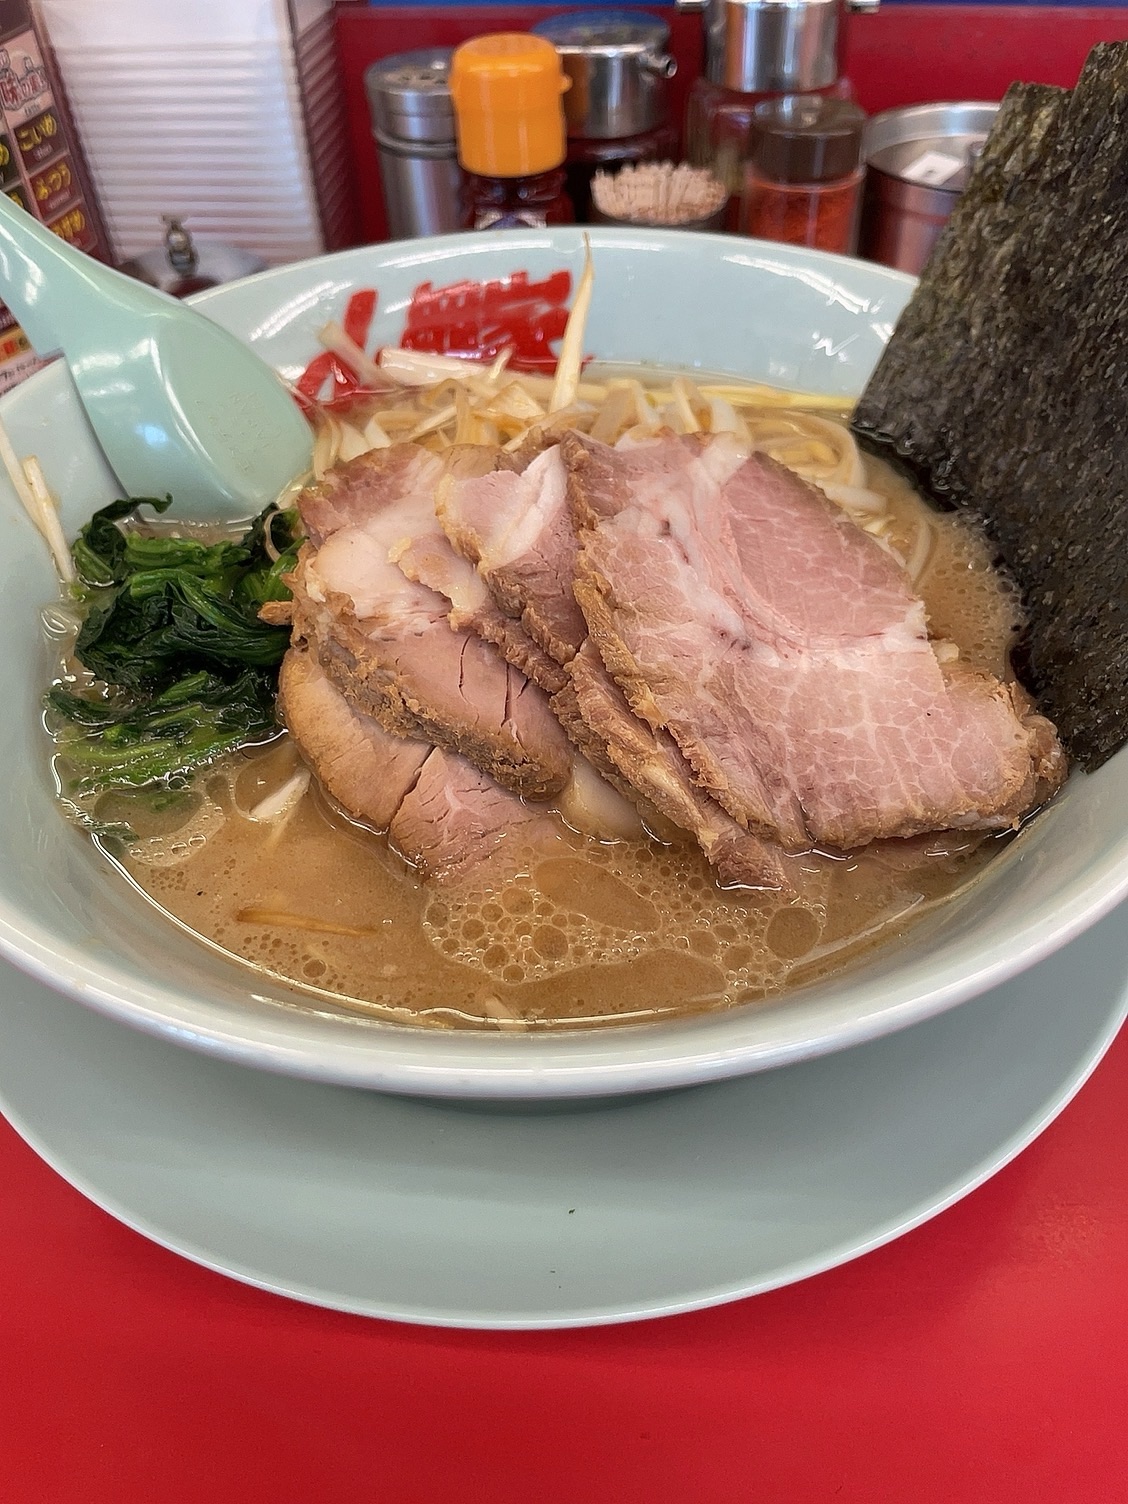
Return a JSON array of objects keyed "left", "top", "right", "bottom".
[{"left": 739, "top": 94, "right": 866, "bottom": 255}]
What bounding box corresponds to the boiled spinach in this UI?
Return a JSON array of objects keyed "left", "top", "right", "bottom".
[{"left": 49, "top": 498, "right": 301, "bottom": 796}]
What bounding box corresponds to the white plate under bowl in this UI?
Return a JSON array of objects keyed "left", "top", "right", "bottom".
[
  {"left": 1, "top": 904, "right": 1124, "bottom": 1328},
  {"left": 3, "top": 227, "right": 1128, "bottom": 1099}
]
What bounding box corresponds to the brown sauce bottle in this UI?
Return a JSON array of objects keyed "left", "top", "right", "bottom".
[{"left": 450, "top": 34, "right": 573, "bottom": 230}]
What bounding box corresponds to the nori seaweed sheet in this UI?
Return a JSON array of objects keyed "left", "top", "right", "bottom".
[{"left": 852, "top": 44, "right": 1128, "bottom": 770}]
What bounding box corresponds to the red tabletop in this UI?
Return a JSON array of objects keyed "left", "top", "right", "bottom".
[{"left": 3, "top": 1016, "right": 1126, "bottom": 1502}]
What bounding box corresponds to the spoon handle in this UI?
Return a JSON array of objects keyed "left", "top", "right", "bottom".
[
  {"left": 0, "top": 189, "right": 154, "bottom": 355},
  {"left": 0, "top": 192, "right": 313, "bottom": 518}
]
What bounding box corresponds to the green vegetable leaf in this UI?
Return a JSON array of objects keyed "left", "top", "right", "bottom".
[
  {"left": 48, "top": 669, "right": 279, "bottom": 794},
  {"left": 71, "top": 494, "right": 173, "bottom": 587},
  {"left": 237, "top": 507, "right": 302, "bottom": 609},
  {"left": 48, "top": 496, "right": 301, "bottom": 799}
]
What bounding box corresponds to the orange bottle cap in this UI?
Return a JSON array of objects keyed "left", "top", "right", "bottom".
[{"left": 450, "top": 34, "right": 569, "bottom": 178}]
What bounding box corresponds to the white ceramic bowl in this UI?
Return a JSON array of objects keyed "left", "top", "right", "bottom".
[{"left": 1, "top": 227, "right": 1126, "bottom": 1099}]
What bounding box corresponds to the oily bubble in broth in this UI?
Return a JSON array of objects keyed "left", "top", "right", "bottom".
[{"left": 419, "top": 839, "right": 831, "bottom": 994}]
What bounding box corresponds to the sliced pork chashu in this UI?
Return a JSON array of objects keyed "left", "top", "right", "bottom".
[
  {"left": 388, "top": 748, "right": 552, "bottom": 882},
  {"left": 564, "top": 430, "right": 1066, "bottom": 851},
  {"left": 437, "top": 443, "right": 588, "bottom": 665},
  {"left": 277, "top": 644, "right": 428, "bottom": 827},
  {"left": 290, "top": 445, "right": 571, "bottom": 800},
  {"left": 278, "top": 646, "right": 552, "bottom": 882},
  {"left": 440, "top": 436, "right": 792, "bottom": 887},
  {"left": 391, "top": 488, "right": 567, "bottom": 694},
  {"left": 558, "top": 643, "right": 787, "bottom": 890}
]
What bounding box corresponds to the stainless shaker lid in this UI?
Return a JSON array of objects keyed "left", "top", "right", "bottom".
[
  {"left": 532, "top": 10, "right": 676, "bottom": 140},
  {"left": 365, "top": 48, "right": 456, "bottom": 146},
  {"left": 864, "top": 101, "right": 999, "bottom": 194},
  {"left": 532, "top": 9, "right": 672, "bottom": 54},
  {"left": 705, "top": 0, "right": 841, "bottom": 94}
]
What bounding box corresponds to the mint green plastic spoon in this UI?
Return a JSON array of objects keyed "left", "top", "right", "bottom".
[{"left": 0, "top": 194, "right": 312, "bottom": 519}]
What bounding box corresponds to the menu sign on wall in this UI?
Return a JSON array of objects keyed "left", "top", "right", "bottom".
[{"left": 0, "top": 0, "right": 109, "bottom": 390}]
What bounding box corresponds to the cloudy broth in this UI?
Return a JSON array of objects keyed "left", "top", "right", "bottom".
[{"left": 73, "top": 441, "right": 1029, "bottom": 1032}]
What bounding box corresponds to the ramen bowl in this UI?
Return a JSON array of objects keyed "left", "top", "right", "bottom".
[{"left": 1, "top": 227, "right": 1126, "bottom": 1099}]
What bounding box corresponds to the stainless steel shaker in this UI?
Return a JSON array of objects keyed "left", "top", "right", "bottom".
[
  {"left": 702, "top": 0, "right": 844, "bottom": 95},
  {"left": 532, "top": 10, "right": 679, "bottom": 221},
  {"left": 684, "top": 0, "right": 878, "bottom": 224},
  {"left": 861, "top": 102, "right": 998, "bottom": 274},
  {"left": 533, "top": 10, "right": 677, "bottom": 142},
  {"left": 364, "top": 49, "right": 462, "bottom": 240},
  {"left": 690, "top": 0, "right": 880, "bottom": 93}
]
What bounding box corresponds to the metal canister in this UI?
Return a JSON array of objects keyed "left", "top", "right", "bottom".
[
  {"left": 364, "top": 49, "right": 463, "bottom": 240},
  {"left": 686, "top": 0, "right": 876, "bottom": 226},
  {"left": 860, "top": 101, "right": 999, "bottom": 275},
  {"left": 532, "top": 10, "right": 678, "bottom": 221},
  {"left": 532, "top": 10, "right": 676, "bottom": 140},
  {"left": 703, "top": 0, "right": 843, "bottom": 94},
  {"left": 118, "top": 217, "right": 266, "bottom": 297}
]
